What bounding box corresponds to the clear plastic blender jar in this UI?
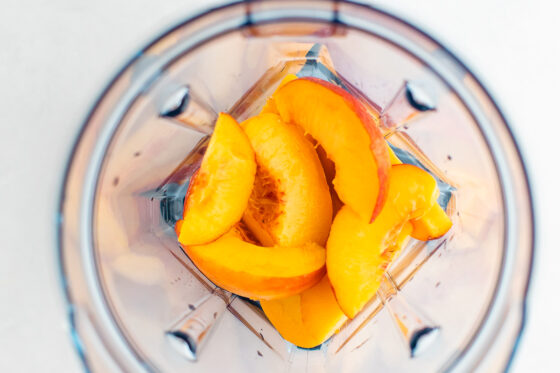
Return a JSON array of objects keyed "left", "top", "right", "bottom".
[{"left": 58, "top": 1, "right": 534, "bottom": 372}]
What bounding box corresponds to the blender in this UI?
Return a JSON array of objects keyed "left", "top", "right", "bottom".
[{"left": 58, "top": 1, "right": 534, "bottom": 371}]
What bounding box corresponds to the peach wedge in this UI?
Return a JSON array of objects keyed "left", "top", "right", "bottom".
[
  {"left": 273, "top": 77, "right": 390, "bottom": 222},
  {"left": 261, "top": 275, "right": 347, "bottom": 348},
  {"left": 241, "top": 113, "right": 332, "bottom": 247},
  {"left": 260, "top": 73, "right": 298, "bottom": 114},
  {"left": 184, "top": 224, "right": 326, "bottom": 300},
  {"left": 387, "top": 143, "right": 452, "bottom": 240},
  {"left": 327, "top": 164, "right": 439, "bottom": 318},
  {"left": 178, "top": 113, "right": 256, "bottom": 246},
  {"left": 410, "top": 203, "right": 453, "bottom": 240}
]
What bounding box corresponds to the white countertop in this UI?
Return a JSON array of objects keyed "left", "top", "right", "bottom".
[{"left": 0, "top": 0, "right": 558, "bottom": 371}]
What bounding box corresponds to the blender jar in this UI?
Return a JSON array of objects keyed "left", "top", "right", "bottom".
[{"left": 58, "top": 1, "right": 534, "bottom": 372}]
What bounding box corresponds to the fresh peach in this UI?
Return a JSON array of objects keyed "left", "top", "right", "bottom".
[
  {"left": 273, "top": 77, "right": 390, "bottom": 222},
  {"left": 263, "top": 74, "right": 341, "bottom": 215},
  {"left": 261, "top": 74, "right": 343, "bottom": 218},
  {"left": 387, "top": 143, "right": 402, "bottom": 166},
  {"left": 386, "top": 143, "right": 452, "bottom": 240},
  {"left": 178, "top": 113, "right": 256, "bottom": 246},
  {"left": 241, "top": 113, "right": 332, "bottom": 247},
  {"left": 260, "top": 73, "right": 299, "bottom": 114},
  {"left": 174, "top": 219, "right": 183, "bottom": 237},
  {"left": 327, "top": 164, "right": 438, "bottom": 318},
  {"left": 261, "top": 275, "right": 347, "bottom": 348},
  {"left": 411, "top": 203, "right": 452, "bottom": 240},
  {"left": 183, "top": 224, "right": 326, "bottom": 300}
]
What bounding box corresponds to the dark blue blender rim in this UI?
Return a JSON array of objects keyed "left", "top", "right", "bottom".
[{"left": 56, "top": 1, "right": 535, "bottom": 372}]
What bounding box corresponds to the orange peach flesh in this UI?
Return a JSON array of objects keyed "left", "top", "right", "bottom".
[
  {"left": 173, "top": 76, "right": 452, "bottom": 347},
  {"left": 387, "top": 142, "right": 452, "bottom": 240},
  {"left": 387, "top": 143, "right": 402, "bottom": 166},
  {"left": 183, "top": 224, "right": 326, "bottom": 300},
  {"left": 178, "top": 113, "right": 256, "bottom": 246},
  {"left": 327, "top": 164, "right": 439, "bottom": 318},
  {"left": 261, "top": 275, "right": 347, "bottom": 348},
  {"left": 263, "top": 75, "right": 341, "bottom": 219},
  {"left": 241, "top": 113, "right": 332, "bottom": 247},
  {"left": 262, "top": 222, "right": 412, "bottom": 348},
  {"left": 174, "top": 219, "right": 183, "bottom": 237},
  {"left": 273, "top": 77, "right": 390, "bottom": 223},
  {"left": 411, "top": 203, "right": 453, "bottom": 240},
  {"left": 260, "top": 73, "right": 299, "bottom": 114}
]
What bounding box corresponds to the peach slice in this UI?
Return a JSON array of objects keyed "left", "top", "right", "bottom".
[
  {"left": 273, "top": 77, "right": 390, "bottom": 222},
  {"left": 178, "top": 113, "right": 256, "bottom": 246},
  {"left": 183, "top": 224, "right": 326, "bottom": 300},
  {"left": 261, "top": 275, "right": 347, "bottom": 348},
  {"left": 262, "top": 74, "right": 353, "bottom": 219},
  {"left": 386, "top": 143, "right": 452, "bottom": 240},
  {"left": 410, "top": 204, "right": 452, "bottom": 240},
  {"left": 260, "top": 73, "right": 299, "bottom": 114},
  {"left": 387, "top": 143, "right": 402, "bottom": 166},
  {"left": 327, "top": 164, "right": 438, "bottom": 318},
  {"left": 262, "top": 74, "right": 336, "bottom": 198},
  {"left": 174, "top": 219, "right": 183, "bottom": 237},
  {"left": 393, "top": 221, "right": 414, "bottom": 254},
  {"left": 241, "top": 113, "right": 332, "bottom": 247}
]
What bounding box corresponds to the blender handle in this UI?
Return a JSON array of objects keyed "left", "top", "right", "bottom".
[
  {"left": 377, "top": 273, "right": 440, "bottom": 357},
  {"left": 166, "top": 290, "right": 232, "bottom": 361}
]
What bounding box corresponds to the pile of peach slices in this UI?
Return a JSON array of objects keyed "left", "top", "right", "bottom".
[{"left": 175, "top": 75, "right": 452, "bottom": 348}]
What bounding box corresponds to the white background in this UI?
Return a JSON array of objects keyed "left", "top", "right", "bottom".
[{"left": 0, "top": 0, "right": 558, "bottom": 371}]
